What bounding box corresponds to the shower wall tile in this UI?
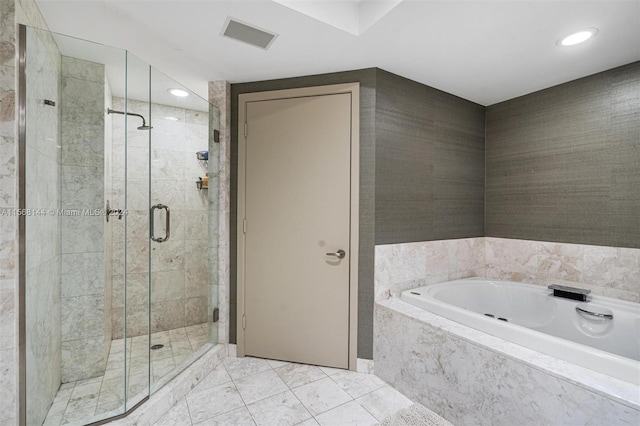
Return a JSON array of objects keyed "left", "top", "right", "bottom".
[
  {"left": 0, "top": 214, "right": 16, "bottom": 279},
  {"left": 61, "top": 56, "right": 104, "bottom": 83},
  {"left": 61, "top": 294, "right": 104, "bottom": 340},
  {"left": 184, "top": 210, "right": 208, "bottom": 240},
  {"left": 110, "top": 272, "right": 148, "bottom": 310},
  {"left": 0, "top": 278, "right": 15, "bottom": 350},
  {"left": 60, "top": 252, "right": 104, "bottom": 298},
  {"left": 0, "top": 66, "right": 16, "bottom": 138},
  {"left": 61, "top": 336, "right": 106, "bottom": 382},
  {"left": 185, "top": 296, "right": 208, "bottom": 325},
  {"left": 60, "top": 123, "right": 104, "bottom": 167},
  {"left": 151, "top": 148, "right": 184, "bottom": 180},
  {"left": 60, "top": 215, "right": 103, "bottom": 253},
  {"left": 0, "top": 348, "right": 16, "bottom": 426},
  {"left": 152, "top": 239, "right": 186, "bottom": 272},
  {"left": 61, "top": 165, "right": 104, "bottom": 209},
  {"left": 151, "top": 269, "right": 185, "bottom": 303},
  {"left": 151, "top": 300, "right": 185, "bottom": 333},
  {"left": 0, "top": 135, "right": 15, "bottom": 206},
  {"left": 185, "top": 239, "right": 207, "bottom": 271},
  {"left": 186, "top": 268, "right": 208, "bottom": 298}
]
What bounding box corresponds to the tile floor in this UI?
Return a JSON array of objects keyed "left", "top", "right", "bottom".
[
  {"left": 44, "top": 323, "right": 211, "bottom": 426},
  {"left": 152, "top": 355, "right": 415, "bottom": 426}
]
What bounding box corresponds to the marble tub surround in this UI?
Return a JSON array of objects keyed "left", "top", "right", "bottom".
[
  {"left": 375, "top": 237, "right": 640, "bottom": 302},
  {"left": 374, "top": 238, "right": 485, "bottom": 301},
  {"left": 374, "top": 299, "right": 640, "bottom": 426},
  {"left": 150, "top": 354, "right": 415, "bottom": 426},
  {"left": 485, "top": 237, "right": 640, "bottom": 302}
]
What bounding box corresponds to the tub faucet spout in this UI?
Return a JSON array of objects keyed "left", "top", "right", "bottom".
[{"left": 548, "top": 284, "right": 590, "bottom": 302}]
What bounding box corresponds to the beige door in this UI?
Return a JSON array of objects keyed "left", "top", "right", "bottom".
[{"left": 239, "top": 86, "right": 358, "bottom": 369}]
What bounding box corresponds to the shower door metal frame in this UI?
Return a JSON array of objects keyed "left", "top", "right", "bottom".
[{"left": 18, "top": 23, "right": 27, "bottom": 426}]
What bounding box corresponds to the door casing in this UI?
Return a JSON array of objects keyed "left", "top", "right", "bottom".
[{"left": 237, "top": 83, "right": 360, "bottom": 370}]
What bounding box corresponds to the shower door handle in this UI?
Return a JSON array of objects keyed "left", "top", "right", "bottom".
[{"left": 150, "top": 204, "right": 170, "bottom": 243}]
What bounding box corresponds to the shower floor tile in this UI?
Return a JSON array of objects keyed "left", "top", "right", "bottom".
[
  {"left": 153, "top": 355, "right": 417, "bottom": 426},
  {"left": 43, "top": 323, "right": 210, "bottom": 426}
]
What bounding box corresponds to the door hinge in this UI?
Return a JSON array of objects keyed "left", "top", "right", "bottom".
[
  {"left": 243, "top": 218, "right": 247, "bottom": 234},
  {"left": 242, "top": 314, "right": 246, "bottom": 330},
  {"left": 244, "top": 122, "right": 248, "bottom": 138}
]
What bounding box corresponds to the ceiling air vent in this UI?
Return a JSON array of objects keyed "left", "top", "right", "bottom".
[{"left": 221, "top": 17, "right": 278, "bottom": 50}]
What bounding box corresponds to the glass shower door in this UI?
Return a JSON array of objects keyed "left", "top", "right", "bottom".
[{"left": 146, "top": 68, "right": 219, "bottom": 393}]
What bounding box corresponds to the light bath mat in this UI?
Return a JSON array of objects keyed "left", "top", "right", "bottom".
[{"left": 380, "top": 403, "right": 454, "bottom": 426}]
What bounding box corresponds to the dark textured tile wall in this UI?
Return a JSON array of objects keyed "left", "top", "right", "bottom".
[
  {"left": 486, "top": 61, "right": 640, "bottom": 248},
  {"left": 230, "top": 68, "right": 487, "bottom": 359},
  {"left": 231, "top": 69, "right": 377, "bottom": 358},
  {"left": 375, "top": 70, "right": 486, "bottom": 244}
]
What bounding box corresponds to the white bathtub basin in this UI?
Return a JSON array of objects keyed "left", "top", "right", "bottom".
[{"left": 401, "top": 278, "right": 640, "bottom": 385}]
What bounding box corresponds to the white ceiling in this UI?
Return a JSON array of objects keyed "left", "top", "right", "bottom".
[{"left": 36, "top": 0, "right": 640, "bottom": 106}]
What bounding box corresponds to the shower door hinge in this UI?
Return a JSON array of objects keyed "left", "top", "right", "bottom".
[
  {"left": 242, "top": 314, "right": 246, "bottom": 330},
  {"left": 244, "top": 122, "right": 248, "bottom": 137},
  {"left": 243, "top": 218, "right": 247, "bottom": 234},
  {"left": 213, "top": 308, "right": 219, "bottom": 323}
]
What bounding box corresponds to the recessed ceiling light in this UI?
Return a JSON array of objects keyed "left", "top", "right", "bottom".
[
  {"left": 557, "top": 28, "right": 598, "bottom": 47},
  {"left": 168, "top": 88, "right": 189, "bottom": 97},
  {"left": 164, "top": 116, "right": 179, "bottom": 121}
]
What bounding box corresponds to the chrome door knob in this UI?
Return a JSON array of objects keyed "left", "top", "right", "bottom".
[{"left": 326, "top": 249, "right": 346, "bottom": 259}]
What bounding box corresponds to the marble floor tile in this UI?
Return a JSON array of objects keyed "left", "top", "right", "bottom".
[
  {"left": 296, "top": 418, "right": 321, "bottom": 426},
  {"left": 186, "top": 382, "right": 245, "bottom": 423},
  {"left": 153, "top": 398, "right": 191, "bottom": 426},
  {"left": 266, "top": 358, "right": 290, "bottom": 369},
  {"left": 191, "top": 364, "right": 232, "bottom": 393},
  {"left": 223, "top": 356, "right": 271, "bottom": 380},
  {"left": 193, "top": 406, "right": 256, "bottom": 426},
  {"left": 292, "top": 377, "right": 353, "bottom": 416},
  {"left": 318, "top": 366, "right": 342, "bottom": 376},
  {"left": 274, "top": 363, "right": 327, "bottom": 388},
  {"left": 355, "top": 386, "right": 413, "bottom": 421},
  {"left": 234, "top": 369, "right": 289, "bottom": 405},
  {"left": 329, "top": 370, "right": 387, "bottom": 398},
  {"left": 314, "top": 400, "right": 379, "bottom": 426},
  {"left": 246, "top": 390, "right": 312, "bottom": 426}
]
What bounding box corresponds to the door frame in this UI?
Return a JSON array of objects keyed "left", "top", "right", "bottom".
[{"left": 237, "top": 83, "right": 360, "bottom": 370}]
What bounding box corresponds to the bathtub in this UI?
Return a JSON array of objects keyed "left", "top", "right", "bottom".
[{"left": 400, "top": 278, "right": 640, "bottom": 385}]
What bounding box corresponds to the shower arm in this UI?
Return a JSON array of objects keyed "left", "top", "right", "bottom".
[{"left": 107, "top": 108, "right": 149, "bottom": 128}]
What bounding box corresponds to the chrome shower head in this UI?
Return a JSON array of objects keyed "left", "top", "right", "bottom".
[{"left": 108, "top": 108, "right": 152, "bottom": 131}]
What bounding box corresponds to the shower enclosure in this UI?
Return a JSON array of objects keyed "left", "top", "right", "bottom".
[{"left": 19, "top": 25, "right": 220, "bottom": 425}]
